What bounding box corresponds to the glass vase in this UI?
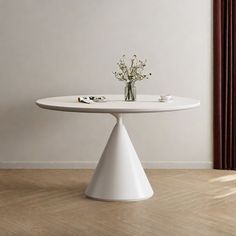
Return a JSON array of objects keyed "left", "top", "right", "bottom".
[{"left": 125, "top": 81, "right": 136, "bottom": 101}]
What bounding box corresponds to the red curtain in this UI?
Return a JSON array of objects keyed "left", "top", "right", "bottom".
[{"left": 213, "top": 0, "right": 236, "bottom": 169}]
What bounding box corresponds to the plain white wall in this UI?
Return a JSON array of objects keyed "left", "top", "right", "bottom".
[{"left": 0, "top": 0, "right": 212, "bottom": 168}]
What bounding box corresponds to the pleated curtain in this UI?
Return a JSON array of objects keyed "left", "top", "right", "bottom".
[{"left": 213, "top": 0, "right": 236, "bottom": 169}]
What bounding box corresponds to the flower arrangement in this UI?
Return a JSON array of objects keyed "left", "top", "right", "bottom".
[{"left": 113, "top": 55, "right": 151, "bottom": 101}]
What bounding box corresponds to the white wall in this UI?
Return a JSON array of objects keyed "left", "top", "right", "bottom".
[{"left": 0, "top": 0, "right": 212, "bottom": 168}]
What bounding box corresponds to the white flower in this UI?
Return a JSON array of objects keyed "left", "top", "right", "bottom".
[{"left": 113, "top": 55, "right": 151, "bottom": 82}]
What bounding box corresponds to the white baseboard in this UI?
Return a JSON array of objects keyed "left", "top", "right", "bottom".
[{"left": 0, "top": 161, "right": 213, "bottom": 169}]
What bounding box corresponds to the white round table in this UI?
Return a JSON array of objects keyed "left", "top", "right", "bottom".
[{"left": 36, "top": 94, "right": 200, "bottom": 201}]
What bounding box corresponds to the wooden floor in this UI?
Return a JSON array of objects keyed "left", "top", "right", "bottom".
[{"left": 0, "top": 170, "right": 236, "bottom": 236}]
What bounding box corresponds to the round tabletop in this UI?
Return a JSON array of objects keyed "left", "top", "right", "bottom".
[{"left": 36, "top": 95, "right": 200, "bottom": 113}]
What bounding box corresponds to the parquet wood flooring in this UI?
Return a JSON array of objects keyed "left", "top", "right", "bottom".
[{"left": 0, "top": 169, "right": 235, "bottom": 236}]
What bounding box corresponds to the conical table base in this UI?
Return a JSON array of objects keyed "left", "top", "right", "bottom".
[{"left": 85, "top": 114, "right": 154, "bottom": 201}]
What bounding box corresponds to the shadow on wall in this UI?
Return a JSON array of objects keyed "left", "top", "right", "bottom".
[
  {"left": 0, "top": 100, "right": 59, "bottom": 139},
  {"left": 0, "top": 99, "right": 111, "bottom": 162}
]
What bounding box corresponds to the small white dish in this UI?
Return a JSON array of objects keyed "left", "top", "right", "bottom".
[{"left": 159, "top": 95, "right": 173, "bottom": 102}]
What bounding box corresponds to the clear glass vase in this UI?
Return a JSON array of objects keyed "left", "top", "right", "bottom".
[{"left": 125, "top": 81, "right": 136, "bottom": 101}]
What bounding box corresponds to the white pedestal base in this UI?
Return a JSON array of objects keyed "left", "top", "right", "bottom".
[{"left": 85, "top": 114, "right": 154, "bottom": 201}]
